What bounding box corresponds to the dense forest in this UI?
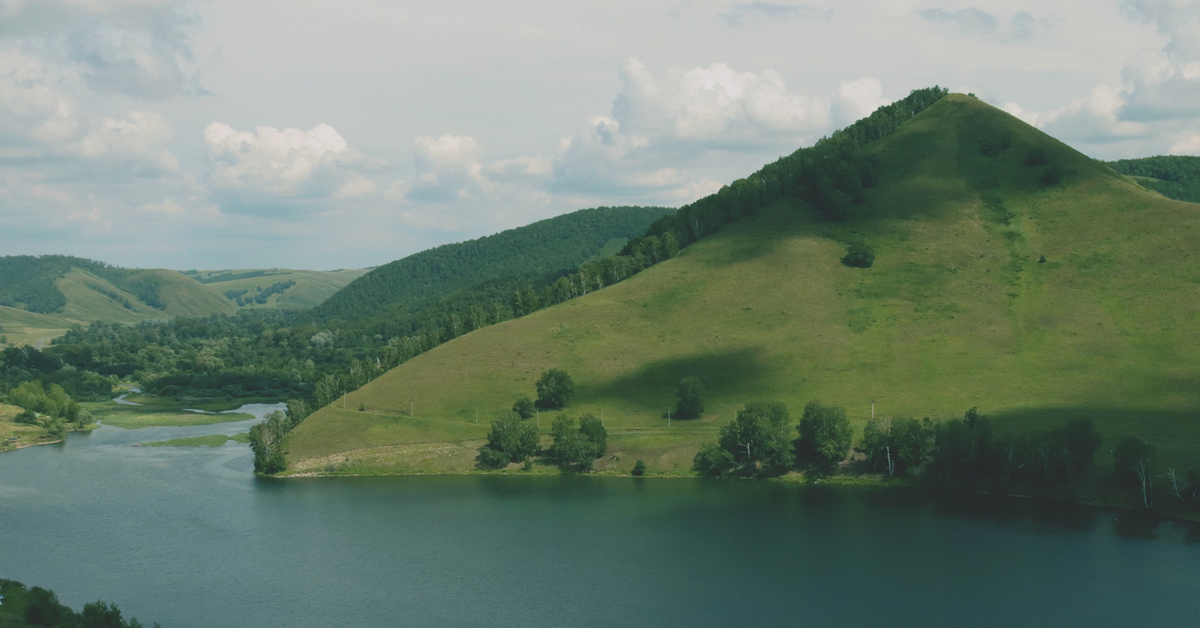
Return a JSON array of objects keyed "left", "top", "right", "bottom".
[
  {"left": 689, "top": 398, "right": 1196, "bottom": 511},
  {"left": 309, "top": 205, "right": 672, "bottom": 329},
  {"left": 1107, "top": 155, "right": 1200, "bottom": 203}
]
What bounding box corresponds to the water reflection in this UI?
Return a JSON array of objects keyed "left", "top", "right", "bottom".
[{"left": 2, "top": 427, "right": 1199, "bottom": 628}]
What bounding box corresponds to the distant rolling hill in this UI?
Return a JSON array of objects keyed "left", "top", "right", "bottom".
[
  {"left": 1107, "top": 155, "right": 1200, "bottom": 204},
  {"left": 287, "top": 94, "right": 1200, "bottom": 484},
  {"left": 0, "top": 256, "right": 238, "bottom": 346},
  {"left": 0, "top": 257, "right": 370, "bottom": 347},
  {"left": 188, "top": 268, "right": 368, "bottom": 310}
]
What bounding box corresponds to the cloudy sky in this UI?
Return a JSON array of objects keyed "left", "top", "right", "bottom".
[{"left": 2, "top": 0, "right": 1198, "bottom": 270}]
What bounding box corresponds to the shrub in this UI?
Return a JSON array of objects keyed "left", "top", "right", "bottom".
[
  {"left": 476, "top": 446, "right": 511, "bottom": 470},
  {"left": 512, "top": 396, "right": 535, "bottom": 419},
  {"left": 693, "top": 443, "right": 734, "bottom": 477},
  {"left": 841, "top": 240, "right": 875, "bottom": 268},
  {"left": 15, "top": 409, "right": 38, "bottom": 425},
  {"left": 631, "top": 459, "right": 647, "bottom": 476}
]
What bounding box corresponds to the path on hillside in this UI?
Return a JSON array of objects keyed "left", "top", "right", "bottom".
[{"left": 34, "top": 337, "right": 48, "bottom": 350}]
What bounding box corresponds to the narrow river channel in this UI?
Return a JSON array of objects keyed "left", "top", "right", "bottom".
[{"left": 1, "top": 412, "right": 1198, "bottom": 627}]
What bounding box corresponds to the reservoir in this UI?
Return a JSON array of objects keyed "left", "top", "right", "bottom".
[{"left": 1, "top": 414, "right": 1198, "bottom": 627}]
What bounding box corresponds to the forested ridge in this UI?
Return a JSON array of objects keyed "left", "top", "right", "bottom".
[
  {"left": 311, "top": 205, "right": 673, "bottom": 326},
  {"left": 1107, "top": 155, "right": 1200, "bottom": 203}
]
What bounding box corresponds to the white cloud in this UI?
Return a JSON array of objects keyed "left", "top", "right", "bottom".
[
  {"left": 720, "top": 3, "right": 829, "bottom": 27},
  {"left": 140, "top": 198, "right": 187, "bottom": 215},
  {"left": 1116, "top": 1, "right": 1200, "bottom": 121},
  {"left": 549, "top": 113, "right": 724, "bottom": 202},
  {"left": 1169, "top": 132, "right": 1200, "bottom": 154},
  {"left": 0, "top": 47, "right": 81, "bottom": 151},
  {"left": 384, "top": 179, "right": 410, "bottom": 201},
  {"left": 832, "top": 77, "right": 888, "bottom": 127},
  {"left": 1001, "top": 0, "right": 1200, "bottom": 147},
  {"left": 0, "top": 0, "right": 204, "bottom": 99},
  {"left": 611, "top": 57, "right": 831, "bottom": 151},
  {"left": 919, "top": 7, "right": 1048, "bottom": 42},
  {"left": 482, "top": 155, "right": 552, "bottom": 181},
  {"left": 0, "top": 47, "right": 180, "bottom": 177},
  {"left": 335, "top": 174, "right": 377, "bottom": 199},
  {"left": 1004, "top": 84, "right": 1147, "bottom": 143},
  {"left": 545, "top": 58, "right": 884, "bottom": 202},
  {"left": 74, "top": 110, "right": 180, "bottom": 174},
  {"left": 204, "top": 122, "right": 384, "bottom": 208},
  {"left": 407, "top": 134, "right": 493, "bottom": 201}
]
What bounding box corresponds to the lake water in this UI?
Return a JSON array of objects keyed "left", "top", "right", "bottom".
[{"left": 1, "top": 412, "right": 1199, "bottom": 627}]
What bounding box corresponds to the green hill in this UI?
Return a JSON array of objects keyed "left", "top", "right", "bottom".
[
  {"left": 285, "top": 94, "right": 1200, "bottom": 486},
  {"left": 188, "top": 268, "right": 369, "bottom": 309},
  {"left": 309, "top": 205, "right": 673, "bottom": 334},
  {"left": 0, "top": 256, "right": 237, "bottom": 347}
]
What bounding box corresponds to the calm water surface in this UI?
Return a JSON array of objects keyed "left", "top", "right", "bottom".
[{"left": 1, "top": 411, "right": 1198, "bottom": 627}]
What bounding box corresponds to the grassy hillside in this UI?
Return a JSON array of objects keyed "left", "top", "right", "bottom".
[
  {"left": 0, "top": 260, "right": 237, "bottom": 347},
  {"left": 287, "top": 94, "right": 1200, "bottom": 482},
  {"left": 1108, "top": 155, "right": 1200, "bottom": 204},
  {"left": 190, "top": 268, "right": 368, "bottom": 309}
]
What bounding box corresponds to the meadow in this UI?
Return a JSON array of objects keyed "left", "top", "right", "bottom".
[{"left": 193, "top": 268, "right": 368, "bottom": 310}]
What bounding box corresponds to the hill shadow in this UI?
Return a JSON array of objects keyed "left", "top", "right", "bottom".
[{"left": 577, "top": 347, "right": 772, "bottom": 406}]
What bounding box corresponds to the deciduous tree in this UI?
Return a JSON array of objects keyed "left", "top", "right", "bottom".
[
  {"left": 717, "top": 401, "right": 794, "bottom": 476},
  {"left": 795, "top": 401, "right": 852, "bottom": 475},
  {"left": 535, "top": 368, "right": 574, "bottom": 409},
  {"left": 675, "top": 377, "right": 704, "bottom": 420}
]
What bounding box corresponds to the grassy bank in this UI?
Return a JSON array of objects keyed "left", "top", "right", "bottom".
[
  {"left": 0, "top": 403, "right": 55, "bottom": 451},
  {"left": 85, "top": 395, "right": 258, "bottom": 429},
  {"left": 139, "top": 433, "right": 251, "bottom": 447}
]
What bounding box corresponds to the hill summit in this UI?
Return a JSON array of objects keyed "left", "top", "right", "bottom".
[{"left": 286, "top": 93, "right": 1200, "bottom": 478}]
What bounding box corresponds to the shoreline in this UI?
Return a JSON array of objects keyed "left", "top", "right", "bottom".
[
  {"left": 1, "top": 424, "right": 97, "bottom": 454},
  {"left": 2, "top": 437, "right": 64, "bottom": 452},
  {"left": 275, "top": 465, "right": 1200, "bottom": 523}
]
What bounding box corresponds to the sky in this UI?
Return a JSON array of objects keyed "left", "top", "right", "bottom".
[{"left": 1, "top": 0, "right": 1199, "bottom": 271}]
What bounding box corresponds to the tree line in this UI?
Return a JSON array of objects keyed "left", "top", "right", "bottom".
[
  {"left": 687, "top": 398, "right": 1197, "bottom": 511},
  {"left": 1107, "top": 155, "right": 1200, "bottom": 204},
  {"left": 0, "top": 578, "right": 156, "bottom": 628},
  {"left": 309, "top": 205, "right": 674, "bottom": 326}
]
